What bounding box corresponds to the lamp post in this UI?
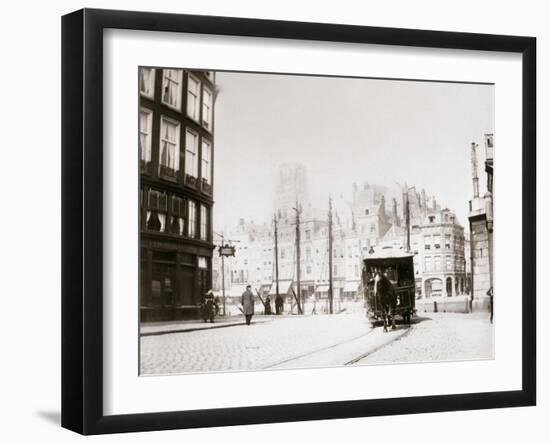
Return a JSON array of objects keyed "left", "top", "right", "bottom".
[{"left": 214, "top": 232, "right": 239, "bottom": 316}]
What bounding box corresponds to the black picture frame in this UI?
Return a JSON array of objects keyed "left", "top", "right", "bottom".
[{"left": 61, "top": 8, "right": 536, "bottom": 435}]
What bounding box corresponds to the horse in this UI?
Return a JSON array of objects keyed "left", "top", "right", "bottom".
[{"left": 374, "top": 272, "right": 397, "bottom": 332}]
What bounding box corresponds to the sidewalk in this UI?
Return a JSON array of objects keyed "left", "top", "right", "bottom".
[{"left": 140, "top": 315, "right": 275, "bottom": 336}]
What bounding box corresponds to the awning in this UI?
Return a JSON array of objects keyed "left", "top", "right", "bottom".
[
  {"left": 269, "top": 280, "right": 293, "bottom": 295},
  {"left": 344, "top": 281, "right": 359, "bottom": 292},
  {"left": 315, "top": 284, "right": 329, "bottom": 293}
]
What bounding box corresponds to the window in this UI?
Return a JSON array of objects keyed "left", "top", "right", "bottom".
[
  {"left": 139, "top": 108, "right": 153, "bottom": 163},
  {"left": 305, "top": 230, "right": 311, "bottom": 240},
  {"left": 434, "top": 255, "right": 441, "bottom": 271},
  {"left": 370, "top": 223, "right": 375, "bottom": 233},
  {"left": 281, "top": 249, "right": 286, "bottom": 259},
  {"left": 140, "top": 68, "right": 155, "bottom": 98},
  {"left": 202, "top": 86, "right": 213, "bottom": 130},
  {"left": 185, "top": 129, "right": 199, "bottom": 177},
  {"left": 433, "top": 234, "right": 441, "bottom": 249},
  {"left": 161, "top": 69, "right": 183, "bottom": 110},
  {"left": 146, "top": 190, "right": 168, "bottom": 232},
  {"left": 159, "top": 117, "right": 180, "bottom": 176},
  {"left": 306, "top": 266, "right": 312, "bottom": 275},
  {"left": 446, "top": 255, "right": 452, "bottom": 270},
  {"left": 445, "top": 234, "right": 451, "bottom": 249},
  {"left": 186, "top": 73, "right": 201, "bottom": 121},
  {"left": 429, "top": 216, "right": 435, "bottom": 223},
  {"left": 198, "top": 257, "right": 208, "bottom": 269},
  {"left": 188, "top": 200, "right": 196, "bottom": 237},
  {"left": 425, "top": 256, "right": 432, "bottom": 272},
  {"left": 365, "top": 209, "right": 370, "bottom": 215},
  {"left": 424, "top": 235, "right": 431, "bottom": 250},
  {"left": 200, "top": 204, "right": 208, "bottom": 241},
  {"left": 170, "top": 196, "right": 185, "bottom": 235},
  {"left": 201, "top": 138, "right": 212, "bottom": 184}
]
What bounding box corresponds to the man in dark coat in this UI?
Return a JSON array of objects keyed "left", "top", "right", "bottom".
[
  {"left": 264, "top": 294, "right": 272, "bottom": 315},
  {"left": 201, "top": 289, "right": 216, "bottom": 323},
  {"left": 275, "top": 293, "right": 284, "bottom": 315},
  {"left": 241, "top": 285, "right": 255, "bottom": 325}
]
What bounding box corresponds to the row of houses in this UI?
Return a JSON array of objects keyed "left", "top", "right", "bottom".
[{"left": 212, "top": 165, "right": 469, "bottom": 312}]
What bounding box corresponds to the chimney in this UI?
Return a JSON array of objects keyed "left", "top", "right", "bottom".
[
  {"left": 471, "top": 142, "right": 480, "bottom": 198},
  {"left": 380, "top": 195, "right": 386, "bottom": 217}
]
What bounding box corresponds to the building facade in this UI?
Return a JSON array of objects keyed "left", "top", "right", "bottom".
[
  {"left": 468, "top": 134, "right": 494, "bottom": 311},
  {"left": 213, "top": 165, "right": 468, "bottom": 314},
  {"left": 377, "top": 207, "right": 467, "bottom": 302},
  {"left": 417, "top": 209, "right": 467, "bottom": 298},
  {"left": 139, "top": 68, "right": 216, "bottom": 322}
]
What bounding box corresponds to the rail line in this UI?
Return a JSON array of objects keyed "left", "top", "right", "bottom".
[{"left": 263, "top": 323, "right": 414, "bottom": 369}]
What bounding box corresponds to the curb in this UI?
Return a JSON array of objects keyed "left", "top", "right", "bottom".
[{"left": 140, "top": 319, "right": 271, "bottom": 337}]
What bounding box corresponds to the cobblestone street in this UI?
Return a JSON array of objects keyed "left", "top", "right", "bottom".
[
  {"left": 140, "top": 311, "right": 494, "bottom": 375},
  {"left": 140, "top": 313, "right": 374, "bottom": 374},
  {"left": 358, "top": 312, "right": 494, "bottom": 365}
]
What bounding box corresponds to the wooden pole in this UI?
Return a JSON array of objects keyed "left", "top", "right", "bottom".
[
  {"left": 273, "top": 214, "right": 280, "bottom": 302},
  {"left": 295, "top": 202, "right": 302, "bottom": 314},
  {"left": 328, "top": 195, "right": 334, "bottom": 314}
]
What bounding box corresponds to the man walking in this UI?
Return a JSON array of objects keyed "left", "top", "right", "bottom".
[{"left": 241, "top": 285, "right": 255, "bottom": 325}]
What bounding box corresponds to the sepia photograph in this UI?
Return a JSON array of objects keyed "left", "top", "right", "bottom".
[{"left": 138, "top": 67, "right": 495, "bottom": 376}]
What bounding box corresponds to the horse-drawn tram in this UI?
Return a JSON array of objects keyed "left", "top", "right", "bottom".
[{"left": 362, "top": 247, "right": 416, "bottom": 329}]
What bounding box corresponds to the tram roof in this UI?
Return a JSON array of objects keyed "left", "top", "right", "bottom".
[{"left": 363, "top": 246, "right": 415, "bottom": 261}]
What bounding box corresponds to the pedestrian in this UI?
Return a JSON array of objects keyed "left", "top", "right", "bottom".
[
  {"left": 202, "top": 289, "right": 216, "bottom": 323},
  {"left": 241, "top": 285, "right": 255, "bottom": 325},
  {"left": 275, "top": 293, "right": 283, "bottom": 315},
  {"left": 214, "top": 295, "right": 220, "bottom": 316},
  {"left": 264, "top": 294, "right": 272, "bottom": 315},
  {"left": 487, "top": 286, "right": 493, "bottom": 323}
]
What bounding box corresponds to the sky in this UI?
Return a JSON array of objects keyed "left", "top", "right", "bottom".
[{"left": 212, "top": 71, "right": 494, "bottom": 231}]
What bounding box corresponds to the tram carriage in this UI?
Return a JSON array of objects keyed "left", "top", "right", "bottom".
[{"left": 362, "top": 247, "right": 416, "bottom": 326}]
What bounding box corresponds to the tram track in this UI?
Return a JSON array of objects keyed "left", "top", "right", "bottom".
[
  {"left": 264, "top": 323, "right": 413, "bottom": 370},
  {"left": 344, "top": 324, "right": 415, "bottom": 365}
]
